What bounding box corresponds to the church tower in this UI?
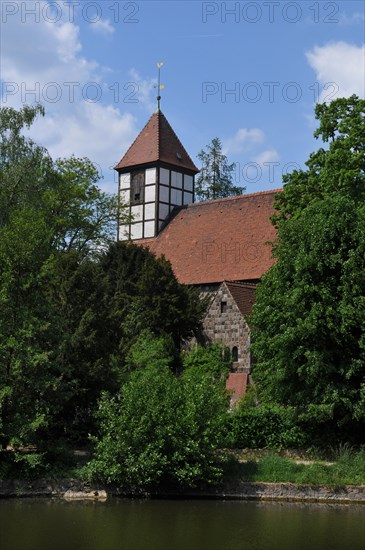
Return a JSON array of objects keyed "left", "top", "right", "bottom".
[{"left": 114, "top": 110, "right": 199, "bottom": 241}]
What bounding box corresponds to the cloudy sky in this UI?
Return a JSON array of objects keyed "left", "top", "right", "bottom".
[{"left": 1, "top": 0, "right": 364, "bottom": 194}]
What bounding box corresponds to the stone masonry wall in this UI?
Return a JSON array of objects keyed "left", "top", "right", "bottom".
[{"left": 202, "top": 282, "right": 251, "bottom": 372}]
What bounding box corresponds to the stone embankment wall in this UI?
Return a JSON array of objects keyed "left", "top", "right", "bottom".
[
  {"left": 1, "top": 479, "right": 365, "bottom": 504},
  {"left": 0, "top": 479, "right": 107, "bottom": 500},
  {"left": 187, "top": 481, "right": 365, "bottom": 504}
]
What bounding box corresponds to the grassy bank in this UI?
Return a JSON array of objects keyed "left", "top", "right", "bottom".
[
  {"left": 1, "top": 447, "right": 365, "bottom": 488},
  {"left": 224, "top": 449, "right": 365, "bottom": 486}
]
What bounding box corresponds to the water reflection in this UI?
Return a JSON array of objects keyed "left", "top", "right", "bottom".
[{"left": 0, "top": 498, "right": 364, "bottom": 550}]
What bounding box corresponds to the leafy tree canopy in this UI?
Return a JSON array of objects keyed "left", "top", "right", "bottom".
[
  {"left": 182, "top": 342, "right": 231, "bottom": 382},
  {"left": 0, "top": 105, "right": 121, "bottom": 448},
  {"left": 125, "top": 329, "right": 176, "bottom": 373},
  {"left": 251, "top": 96, "right": 365, "bottom": 442},
  {"left": 86, "top": 337, "right": 229, "bottom": 490},
  {"left": 97, "top": 241, "right": 205, "bottom": 356},
  {"left": 39, "top": 242, "right": 206, "bottom": 442},
  {"left": 195, "top": 137, "right": 244, "bottom": 201},
  {"left": 272, "top": 95, "right": 365, "bottom": 226}
]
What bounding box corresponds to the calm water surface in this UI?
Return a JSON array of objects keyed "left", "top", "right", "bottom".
[{"left": 0, "top": 497, "right": 364, "bottom": 550}]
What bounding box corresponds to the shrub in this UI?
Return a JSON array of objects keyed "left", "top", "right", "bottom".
[
  {"left": 226, "top": 403, "right": 307, "bottom": 450},
  {"left": 0, "top": 450, "right": 48, "bottom": 480},
  {"left": 85, "top": 363, "right": 229, "bottom": 490},
  {"left": 182, "top": 342, "right": 231, "bottom": 381}
]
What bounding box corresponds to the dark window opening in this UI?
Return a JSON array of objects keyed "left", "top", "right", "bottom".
[
  {"left": 232, "top": 346, "right": 238, "bottom": 362},
  {"left": 131, "top": 171, "right": 145, "bottom": 205},
  {"left": 221, "top": 301, "right": 227, "bottom": 313}
]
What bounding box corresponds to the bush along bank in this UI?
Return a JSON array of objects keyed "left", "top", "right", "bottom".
[{"left": 2, "top": 446, "right": 365, "bottom": 498}]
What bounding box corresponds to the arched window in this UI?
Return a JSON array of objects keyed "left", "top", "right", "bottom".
[{"left": 232, "top": 346, "right": 238, "bottom": 362}]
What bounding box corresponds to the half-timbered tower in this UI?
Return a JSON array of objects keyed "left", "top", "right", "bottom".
[{"left": 114, "top": 109, "right": 199, "bottom": 241}]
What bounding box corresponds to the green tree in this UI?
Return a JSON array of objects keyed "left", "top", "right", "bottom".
[
  {"left": 41, "top": 252, "right": 112, "bottom": 442},
  {"left": 195, "top": 137, "right": 244, "bottom": 201},
  {"left": 0, "top": 105, "right": 119, "bottom": 254},
  {"left": 86, "top": 336, "right": 229, "bottom": 490},
  {"left": 182, "top": 342, "right": 231, "bottom": 382},
  {"left": 0, "top": 104, "right": 51, "bottom": 229},
  {"left": 0, "top": 207, "right": 59, "bottom": 448},
  {"left": 97, "top": 241, "right": 205, "bottom": 360},
  {"left": 125, "top": 329, "right": 176, "bottom": 373},
  {"left": 0, "top": 105, "right": 120, "bottom": 449},
  {"left": 49, "top": 156, "right": 118, "bottom": 254},
  {"left": 272, "top": 95, "right": 365, "bottom": 226},
  {"left": 251, "top": 96, "right": 365, "bottom": 442},
  {"left": 41, "top": 243, "right": 205, "bottom": 442}
]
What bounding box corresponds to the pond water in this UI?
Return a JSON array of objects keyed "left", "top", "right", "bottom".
[{"left": 0, "top": 497, "right": 364, "bottom": 550}]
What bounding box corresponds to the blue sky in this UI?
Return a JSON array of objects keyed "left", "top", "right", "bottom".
[{"left": 1, "top": 0, "right": 364, "bottom": 194}]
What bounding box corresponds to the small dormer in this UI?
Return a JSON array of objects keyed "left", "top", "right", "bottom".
[{"left": 114, "top": 110, "right": 199, "bottom": 241}]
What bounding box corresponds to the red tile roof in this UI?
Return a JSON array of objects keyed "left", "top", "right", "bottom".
[
  {"left": 141, "top": 189, "right": 280, "bottom": 284},
  {"left": 225, "top": 281, "right": 256, "bottom": 317},
  {"left": 226, "top": 373, "right": 249, "bottom": 405},
  {"left": 114, "top": 110, "right": 199, "bottom": 173}
]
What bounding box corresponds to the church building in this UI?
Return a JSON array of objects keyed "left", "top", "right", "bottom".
[{"left": 114, "top": 109, "right": 279, "bottom": 404}]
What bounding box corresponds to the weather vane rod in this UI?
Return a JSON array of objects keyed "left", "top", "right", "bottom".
[{"left": 156, "top": 61, "right": 165, "bottom": 111}]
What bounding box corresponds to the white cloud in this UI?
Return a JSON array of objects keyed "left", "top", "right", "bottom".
[
  {"left": 254, "top": 149, "right": 280, "bottom": 165},
  {"left": 0, "top": 1, "right": 137, "bottom": 193},
  {"left": 223, "top": 128, "right": 265, "bottom": 154},
  {"left": 222, "top": 129, "right": 281, "bottom": 189},
  {"left": 53, "top": 22, "right": 83, "bottom": 62},
  {"left": 91, "top": 19, "right": 115, "bottom": 34},
  {"left": 128, "top": 69, "right": 158, "bottom": 113},
  {"left": 30, "top": 103, "right": 136, "bottom": 193},
  {"left": 1, "top": 6, "right": 100, "bottom": 104},
  {"left": 306, "top": 42, "right": 365, "bottom": 101}
]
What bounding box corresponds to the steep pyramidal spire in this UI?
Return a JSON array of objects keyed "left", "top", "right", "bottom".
[{"left": 114, "top": 110, "right": 198, "bottom": 173}]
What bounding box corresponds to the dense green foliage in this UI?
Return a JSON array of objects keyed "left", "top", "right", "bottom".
[
  {"left": 251, "top": 96, "right": 365, "bottom": 443},
  {"left": 226, "top": 403, "right": 306, "bottom": 450},
  {"left": 195, "top": 137, "right": 244, "bottom": 200},
  {"left": 125, "top": 330, "right": 176, "bottom": 373},
  {"left": 0, "top": 106, "right": 205, "bottom": 455},
  {"left": 272, "top": 95, "right": 365, "bottom": 225},
  {"left": 182, "top": 341, "right": 231, "bottom": 381},
  {"left": 0, "top": 105, "right": 119, "bottom": 450},
  {"left": 0, "top": 239, "right": 204, "bottom": 448},
  {"left": 97, "top": 242, "right": 204, "bottom": 356},
  {"left": 4, "top": 98, "right": 365, "bottom": 487},
  {"left": 86, "top": 338, "right": 230, "bottom": 490}
]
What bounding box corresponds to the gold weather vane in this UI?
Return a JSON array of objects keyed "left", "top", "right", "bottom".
[{"left": 156, "top": 61, "right": 165, "bottom": 111}]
